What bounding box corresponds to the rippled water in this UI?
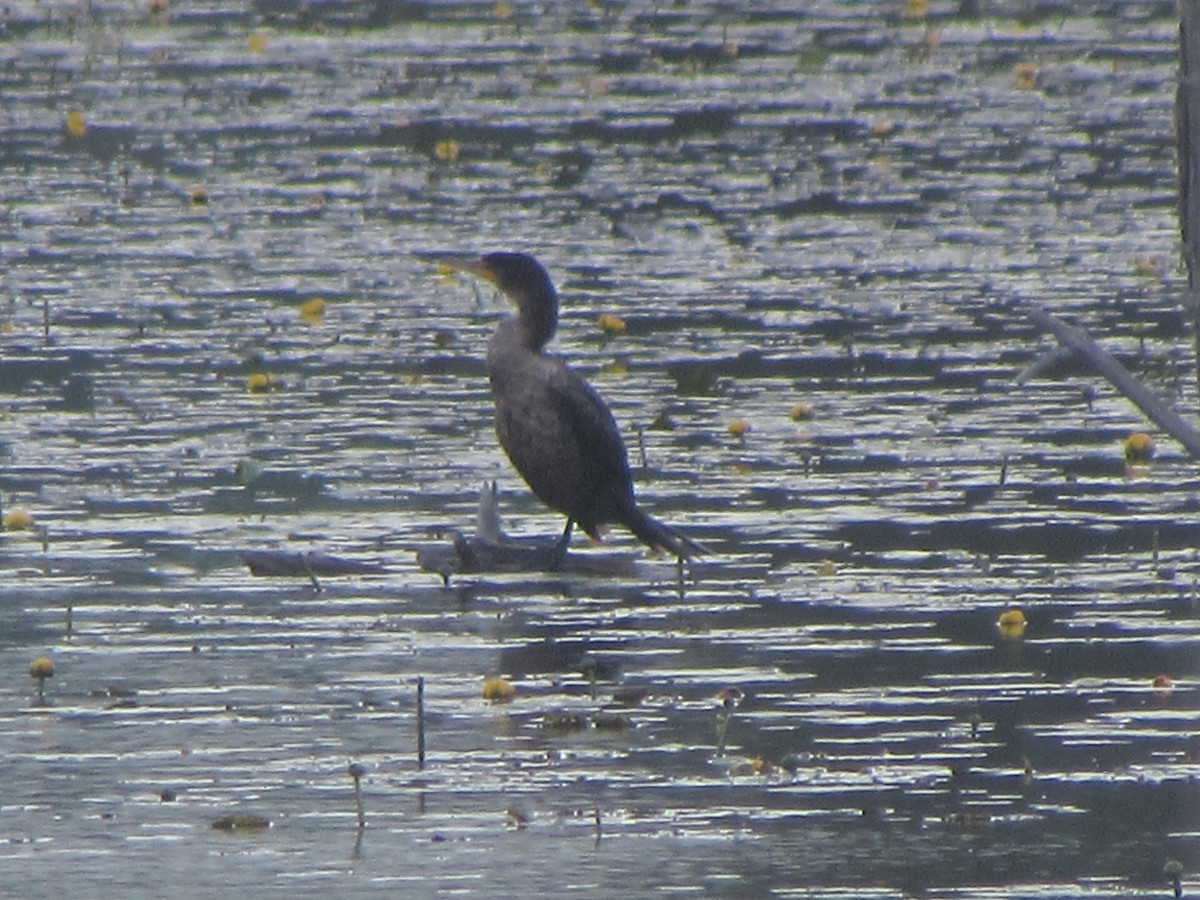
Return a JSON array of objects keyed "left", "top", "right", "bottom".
[{"left": 1, "top": 0, "right": 1198, "bottom": 896}]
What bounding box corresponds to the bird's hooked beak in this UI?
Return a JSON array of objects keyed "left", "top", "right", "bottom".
[{"left": 440, "top": 256, "right": 498, "bottom": 286}]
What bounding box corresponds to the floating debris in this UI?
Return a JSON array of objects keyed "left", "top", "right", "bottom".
[
  {"left": 541, "top": 711, "right": 588, "bottom": 733},
  {"left": 591, "top": 713, "right": 628, "bottom": 732},
  {"left": 727, "top": 756, "right": 777, "bottom": 778},
  {"left": 609, "top": 686, "right": 648, "bottom": 708},
  {"left": 211, "top": 813, "right": 270, "bottom": 832},
  {"left": 669, "top": 362, "right": 717, "bottom": 396}
]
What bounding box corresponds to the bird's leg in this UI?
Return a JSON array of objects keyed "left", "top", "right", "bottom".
[
  {"left": 556, "top": 518, "right": 575, "bottom": 551},
  {"left": 549, "top": 519, "right": 574, "bottom": 569}
]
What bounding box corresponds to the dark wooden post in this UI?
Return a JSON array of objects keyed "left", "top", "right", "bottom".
[{"left": 1177, "top": 1, "right": 1200, "bottom": 401}]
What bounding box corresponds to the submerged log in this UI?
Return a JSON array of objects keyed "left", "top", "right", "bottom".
[
  {"left": 415, "top": 532, "right": 643, "bottom": 584},
  {"left": 240, "top": 483, "right": 656, "bottom": 586},
  {"left": 241, "top": 551, "right": 386, "bottom": 578}
]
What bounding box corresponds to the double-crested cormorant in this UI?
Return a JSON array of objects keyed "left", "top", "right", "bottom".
[{"left": 451, "top": 252, "right": 701, "bottom": 561}]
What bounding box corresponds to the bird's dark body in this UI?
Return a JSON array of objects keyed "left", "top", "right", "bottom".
[
  {"left": 489, "top": 320, "right": 634, "bottom": 539},
  {"left": 474, "top": 252, "right": 698, "bottom": 558}
]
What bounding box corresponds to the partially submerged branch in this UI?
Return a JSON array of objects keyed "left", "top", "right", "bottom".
[
  {"left": 415, "top": 482, "right": 641, "bottom": 584},
  {"left": 1025, "top": 307, "right": 1200, "bottom": 460}
]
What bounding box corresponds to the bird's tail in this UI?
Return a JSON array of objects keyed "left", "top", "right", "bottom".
[{"left": 623, "top": 507, "right": 708, "bottom": 560}]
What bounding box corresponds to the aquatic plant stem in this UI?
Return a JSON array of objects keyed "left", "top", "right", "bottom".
[
  {"left": 715, "top": 710, "right": 732, "bottom": 757},
  {"left": 417, "top": 676, "right": 426, "bottom": 769},
  {"left": 348, "top": 763, "right": 366, "bottom": 828}
]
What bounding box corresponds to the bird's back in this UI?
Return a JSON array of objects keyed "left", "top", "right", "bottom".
[{"left": 488, "top": 324, "right": 635, "bottom": 536}]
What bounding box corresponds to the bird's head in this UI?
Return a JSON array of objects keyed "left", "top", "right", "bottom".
[
  {"left": 469, "top": 253, "right": 555, "bottom": 303},
  {"left": 446, "top": 252, "right": 559, "bottom": 347}
]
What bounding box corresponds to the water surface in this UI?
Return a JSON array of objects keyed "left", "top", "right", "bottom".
[{"left": 0, "top": 1, "right": 1197, "bottom": 897}]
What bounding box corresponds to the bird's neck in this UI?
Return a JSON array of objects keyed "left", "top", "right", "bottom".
[
  {"left": 489, "top": 318, "right": 537, "bottom": 368},
  {"left": 514, "top": 289, "right": 557, "bottom": 351}
]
